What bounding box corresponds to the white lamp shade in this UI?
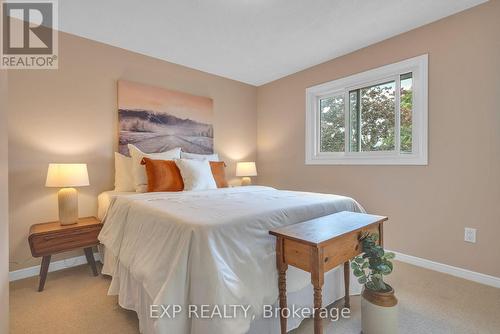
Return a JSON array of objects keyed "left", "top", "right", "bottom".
[
  {"left": 45, "top": 163, "right": 90, "bottom": 188},
  {"left": 236, "top": 162, "right": 257, "bottom": 177}
]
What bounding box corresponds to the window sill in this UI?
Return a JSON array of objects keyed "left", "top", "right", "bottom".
[{"left": 305, "top": 154, "right": 428, "bottom": 165}]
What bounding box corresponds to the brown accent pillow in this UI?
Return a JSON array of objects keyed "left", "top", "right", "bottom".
[
  {"left": 141, "top": 158, "right": 184, "bottom": 192},
  {"left": 210, "top": 161, "right": 229, "bottom": 188}
]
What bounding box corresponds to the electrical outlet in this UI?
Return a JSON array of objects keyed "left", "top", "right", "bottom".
[{"left": 464, "top": 228, "right": 476, "bottom": 243}]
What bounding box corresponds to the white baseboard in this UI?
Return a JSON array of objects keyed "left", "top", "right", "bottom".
[
  {"left": 9, "top": 252, "right": 101, "bottom": 282},
  {"left": 391, "top": 250, "right": 500, "bottom": 289},
  {"left": 10, "top": 250, "right": 500, "bottom": 289}
]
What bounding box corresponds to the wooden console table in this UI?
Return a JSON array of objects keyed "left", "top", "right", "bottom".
[{"left": 269, "top": 211, "right": 387, "bottom": 334}]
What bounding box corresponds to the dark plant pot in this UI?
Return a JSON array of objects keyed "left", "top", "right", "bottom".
[{"left": 361, "top": 284, "right": 398, "bottom": 334}]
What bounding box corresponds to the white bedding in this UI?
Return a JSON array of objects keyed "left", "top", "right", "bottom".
[
  {"left": 99, "top": 186, "right": 364, "bottom": 334},
  {"left": 97, "top": 190, "right": 136, "bottom": 220}
]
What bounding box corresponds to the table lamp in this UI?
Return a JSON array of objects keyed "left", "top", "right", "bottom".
[
  {"left": 45, "top": 163, "right": 90, "bottom": 225},
  {"left": 236, "top": 162, "right": 257, "bottom": 186}
]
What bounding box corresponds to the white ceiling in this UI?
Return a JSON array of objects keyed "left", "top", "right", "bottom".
[{"left": 58, "top": 0, "right": 487, "bottom": 86}]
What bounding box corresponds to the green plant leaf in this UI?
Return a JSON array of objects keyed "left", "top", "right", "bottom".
[
  {"left": 355, "top": 257, "right": 365, "bottom": 264},
  {"left": 377, "top": 264, "right": 391, "bottom": 274},
  {"left": 369, "top": 258, "right": 382, "bottom": 269},
  {"left": 353, "top": 268, "right": 364, "bottom": 277},
  {"left": 385, "top": 261, "right": 393, "bottom": 272},
  {"left": 384, "top": 252, "right": 396, "bottom": 260},
  {"left": 354, "top": 232, "right": 395, "bottom": 291},
  {"left": 375, "top": 247, "right": 385, "bottom": 257}
]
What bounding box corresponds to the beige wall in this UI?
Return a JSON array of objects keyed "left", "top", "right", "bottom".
[
  {"left": 1, "top": 69, "right": 9, "bottom": 334},
  {"left": 8, "top": 32, "right": 257, "bottom": 271},
  {"left": 8, "top": 1, "right": 500, "bottom": 280},
  {"left": 257, "top": 0, "right": 500, "bottom": 277}
]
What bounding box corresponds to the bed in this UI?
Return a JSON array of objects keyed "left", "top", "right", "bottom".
[{"left": 97, "top": 186, "right": 364, "bottom": 334}]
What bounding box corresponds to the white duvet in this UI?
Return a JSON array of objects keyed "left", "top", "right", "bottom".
[{"left": 99, "top": 186, "right": 364, "bottom": 334}]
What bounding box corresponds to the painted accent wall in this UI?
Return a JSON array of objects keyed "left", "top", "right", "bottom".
[
  {"left": 257, "top": 0, "right": 500, "bottom": 277},
  {"left": 1, "top": 69, "right": 9, "bottom": 334},
  {"left": 8, "top": 32, "right": 257, "bottom": 271}
]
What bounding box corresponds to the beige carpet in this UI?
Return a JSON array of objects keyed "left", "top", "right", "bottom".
[{"left": 10, "top": 261, "right": 500, "bottom": 334}]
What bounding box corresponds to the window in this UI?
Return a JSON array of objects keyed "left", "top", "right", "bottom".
[{"left": 306, "top": 55, "right": 428, "bottom": 165}]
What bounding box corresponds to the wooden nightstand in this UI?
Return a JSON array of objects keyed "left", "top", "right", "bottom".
[{"left": 28, "top": 216, "right": 103, "bottom": 291}]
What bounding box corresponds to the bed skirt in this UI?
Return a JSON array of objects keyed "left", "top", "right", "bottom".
[{"left": 100, "top": 246, "right": 361, "bottom": 334}]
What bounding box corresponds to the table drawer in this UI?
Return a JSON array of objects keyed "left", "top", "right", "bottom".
[
  {"left": 322, "top": 224, "right": 380, "bottom": 271},
  {"left": 29, "top": 226, "right": 101, "bottom": 257}
]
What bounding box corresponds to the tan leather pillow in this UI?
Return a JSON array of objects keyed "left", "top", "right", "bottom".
[
  {"left": 141, "top": 158, "right": 184, "bottom": 192},
  {"left": 210, "top": 161, "right": 229, "bottom": 188}
]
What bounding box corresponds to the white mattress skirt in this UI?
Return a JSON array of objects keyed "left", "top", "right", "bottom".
[{"left": 101, "top": 247, "right": 361, "bottom": 334}]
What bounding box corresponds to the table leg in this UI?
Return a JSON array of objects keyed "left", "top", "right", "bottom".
[
  {"left": 38, "top": 255, "right": 51, "bottom": 292},
  {"left": 344, "top": 261, "right": 350, "bottom": 308},
  {"left": 84, "top": 247, "right": 98, "bottom": 276},
  {"left": 311, "top": 247, "right": 325, "bottom": 334},
  {"left": 313, "top": 284, "right": 323, "bottom": 334},
  {"left": 379, "top": 222, "right": 384, "bottom": 247},
  {"left": 276, "top": 237, "right": 288, "bottom": 334}
]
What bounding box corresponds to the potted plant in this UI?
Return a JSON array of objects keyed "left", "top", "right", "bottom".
[{"left": 351, "top": 232, "right": 398, "bottom": 334}]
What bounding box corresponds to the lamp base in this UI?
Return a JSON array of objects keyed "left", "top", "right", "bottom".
[
  {"left": 58, "top": 188, "right": 79, "bottom": 225},
  {"left": 241, "top": 177, "right": 252, "bottom": 186}
]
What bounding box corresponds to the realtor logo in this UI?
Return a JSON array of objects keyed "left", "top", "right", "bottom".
[{"left": 1, "top": 0, "right": 58, "bottom": 69}]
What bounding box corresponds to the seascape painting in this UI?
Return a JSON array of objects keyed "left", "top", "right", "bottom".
[{"left": 118, "top": 80, "right": 214, "bottom": 156}]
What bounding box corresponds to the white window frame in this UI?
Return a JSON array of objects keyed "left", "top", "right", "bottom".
[{"left": 305, "top": 54, "right": 428, "bottom": 165}]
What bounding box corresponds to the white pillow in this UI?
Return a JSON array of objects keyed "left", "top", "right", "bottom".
[
  {"left": 180, "top": 151, "right": 219, "bottom": 162},
  {"left": 114, "top": 152, "right": 135, "bottom": 192},
  {"left": 128, "top": 144, "right": 181, "bottom": 192},
  {"left": 175, "top": 159, "right": 217, "bottom": 191}
]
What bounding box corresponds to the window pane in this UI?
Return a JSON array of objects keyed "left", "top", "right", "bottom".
[
  {"left": 319, "top": 95, "right": 345, "bottom": 152},
  {"left": 349, "top": 91, "right": 360, "bottom": 152},
  {"left": 359, "top": 81, "right": 396, "bottom": 151},
  {"left": 400, "top": 73, "right": 413, "bottom": 153}
]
